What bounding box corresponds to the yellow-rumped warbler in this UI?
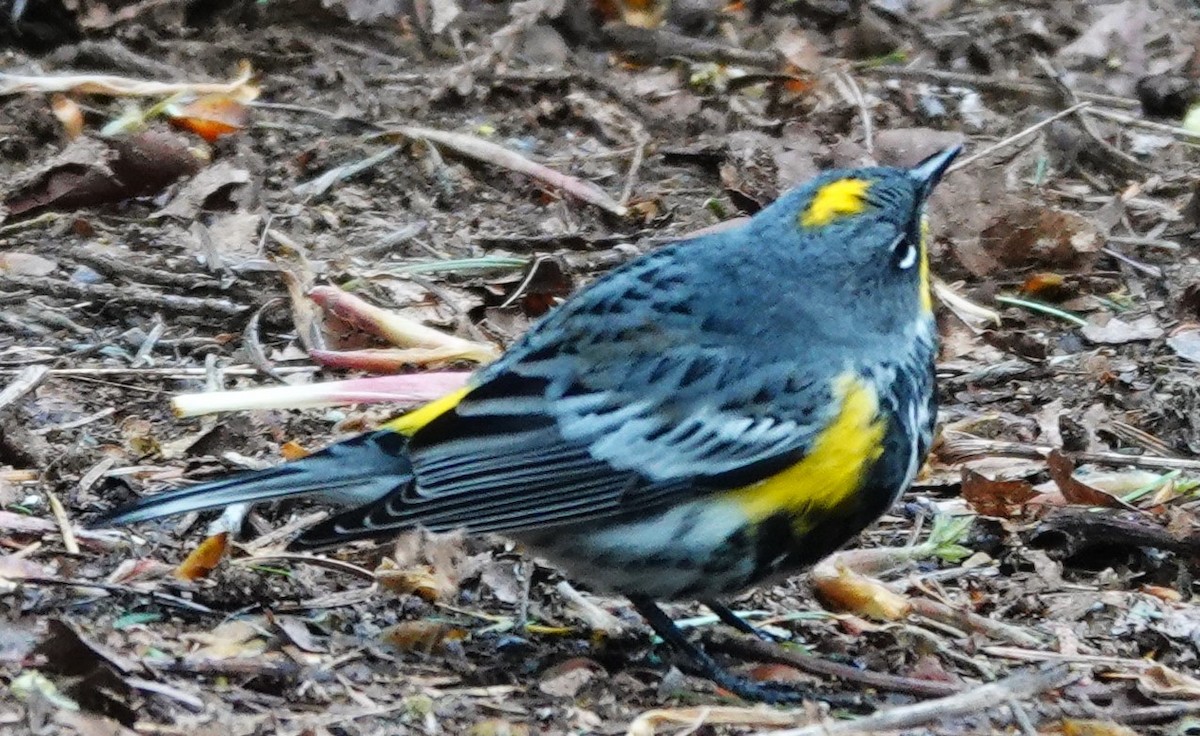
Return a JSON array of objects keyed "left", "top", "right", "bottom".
[{"left": 104, "top": 145, "right": 960, "bottom": 703}]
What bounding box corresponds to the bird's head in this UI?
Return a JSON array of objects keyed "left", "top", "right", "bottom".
[{"left": 751, "top": 145, "right": 961, "bottom": 333}]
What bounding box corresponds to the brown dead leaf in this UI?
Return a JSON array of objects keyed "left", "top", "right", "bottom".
[
  {"left": 977, "top": 203, "right": 1102, "bottom": 273},
  {"left": 188, "top": 620, "right": 268, "bottom": 659},
  {"left": 467, "top": 720, "right": 531, "bottom": 736},
  {"left": 3, "top": 131, "right": 200, "bottom": 219},
  {"left": 174, "top": 532, "right": 229, "bottom": 581},
  {"left": 167, "top": 94, "right": 250, "bottom": 142},
  {"left": 873, "top": 128, "right": 966, "bottom": 168},
  {"left": 381, "top": 620, "right": 458, "bottom": 654},
  {"left": 1127, "top": 663, "right": 1200, "bottom": 699},
  {"left": 744, "top": 663, "right": 808, "bottom": 684},
  {"left": 375, "top": 559, "right": 454, "bottom": 602},
  {"left": 538, "top": 657, "right": 604, "bottom": 698},
  {"left": 1021, "top": 273, "right": 1069, "bottom": 300},
  {"left": 961, "top": 468, "right": 1037, "bottom": 518},
  {"left": 810, "top": 564, "right": 911, "bottom": 620},
  {"left": 378, "top": 528, "right": 474, "bottom": 602},
  {"left": 153, "top": 161, "right": 252, "bottom": 220},
  {"left": 480, "top": 560, "right": 524, "bottom": 605},
  {"left": 1046, "top": 451, "right": 1135, "bottom": 509},
  {"left": 266, "top": 612, "right": 326, "bottom": 654},
  {"left": 1061, "top": 719, "right": 1140, "bottom": 736},
  {"left": 50, "top": 95, "right": 84, "bottom": 140},
  {"left": 0, "top": 555, "right": 50, "bottom": 593},
  {"left": 279, "top": 440, "right": 309, "bottom": 461}
]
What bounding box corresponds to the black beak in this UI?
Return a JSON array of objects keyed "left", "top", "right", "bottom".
[{"left": 908, "top": 144, "right": 962, "bottom": 195}]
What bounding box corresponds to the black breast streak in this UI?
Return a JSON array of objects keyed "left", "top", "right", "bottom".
[{"left": 750, "top": 411, "right": 914, "bottom": 580}]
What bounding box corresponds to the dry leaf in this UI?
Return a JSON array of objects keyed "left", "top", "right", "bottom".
[
  {"left": 1081, "top": 315, "right": 1164, "bottom": 345},
  {"left": 0, "top": 252, "right": 58, "bottom": 277},
  {"left": 961, "top": 468, "right": 1036, "bottom": 518},
  {"left": 167, "top": 94, "right": 250, "bottom": 142},
  {"left": 174, "top": 532, "right": 229, "bottom": 581},
  {"left": 381, "top": 620, "right": 458, "bottom": 653},
  {"left": 1061, "top": 719, "right": 1140, "bottom": 736},
  {"left": 188, "top": 620, "right": 268, "bottom": 659},
  {"left": 810, "top": 564, "right": 910, "bottom": 620},
  {"left": 538, "top": 657, "right": 604, "bottom": 698},
  {"left": 1046, "top": 451, "right": 1134, "bottom": 509},
  {"left": 1130, "top": 663, "right": 1200, "bottom": 699},
  {"left": 468, "top": 720, "right": 531, "bottom": 736},
  {"left": 375, "top": 560, "right": 454, "bottom": 602}
]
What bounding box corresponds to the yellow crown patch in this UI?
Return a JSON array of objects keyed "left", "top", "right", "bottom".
[{"left": 799, "top": 178, "right": 872, "bottom": 228}]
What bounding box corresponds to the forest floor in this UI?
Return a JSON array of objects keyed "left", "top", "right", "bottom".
[{"left": 2, "top": 1, "right": 1200, "bottom": 734}]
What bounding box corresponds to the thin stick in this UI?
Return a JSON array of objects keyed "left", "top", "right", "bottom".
[
  {"left": 0, "top": 365, "right": 49, "bottom": 412},
  {"left": 982, "top": 646, "right": 1161, "bottom": 670},
  {"left": 1085, "top": 106, "right": 1200, "bottom": 144},
  {"left": 556, "top": 580, "right": 626, "bottom": 635},
  {"left": 46, "top": 492, "right": 80, "bottom": 555},
  {"left": 757, "top": 665, "right": 1074, "bottom": 736},
  {"left": 17, "top": 576, "right": 216, "bottom": 614},
  {"left": 837, "top": 68, "right": 874, "bottom": 155},
  {"left": 949, "top": 102, "right": 1090, "bottom": 173},
  {"left": 706, "top": 633, "right": 961, "bottom": 698},
  {"left": 938, "top": 434, "right": 1200, "bottom": 473},
  {"left": 858, "top": 66, "right": 1137, "bottom": 109},
  {"left": 0, "top": 365, "right": 320, "bottom": 378}
]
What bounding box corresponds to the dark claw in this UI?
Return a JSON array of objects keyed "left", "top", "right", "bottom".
[
  {"left": 704, "top": 599, "right": 781, "bottom": 643},
  {"left": 631, "top": 595, "right": 863, "bottom": 707}
]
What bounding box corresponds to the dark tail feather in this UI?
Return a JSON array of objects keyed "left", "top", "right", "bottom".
[{"left": 100, "top": 431, "right": 413, "bottom": 527}]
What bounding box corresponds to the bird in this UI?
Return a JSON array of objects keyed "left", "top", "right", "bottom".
[{"left": 103, "top": 145, "right": 960, "bottom": 703}]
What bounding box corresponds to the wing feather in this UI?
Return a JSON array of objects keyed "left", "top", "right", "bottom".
[{"left": 299, "top": 247, "right": 845, "bottom": 545}]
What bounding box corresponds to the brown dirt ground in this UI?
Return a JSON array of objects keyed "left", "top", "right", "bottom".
[{"left": 2, "top": 1, "right": 1200, "bottom": 734}]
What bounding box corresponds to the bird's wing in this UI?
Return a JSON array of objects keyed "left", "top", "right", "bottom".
[{"left": 298, "top": 250, "right": 848, "bottom": 544}]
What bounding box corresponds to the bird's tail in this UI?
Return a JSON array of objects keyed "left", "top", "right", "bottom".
[{"left": 100, "top": 430, "right": 414, "bottom": 527}]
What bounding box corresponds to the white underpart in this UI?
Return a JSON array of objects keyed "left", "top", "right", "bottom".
[{"left": 532, "top": 499, "right": 754, "bottom": 599}]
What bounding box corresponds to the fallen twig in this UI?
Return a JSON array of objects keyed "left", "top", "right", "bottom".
[
  {"left": 45, "top": 492, "right": 80, "bottom": 555},
  {"left": 170, "top": 372, "right": 471, "bottom": 417},
  {"left": 309, "top": 286, "right": 499, "bottom": 362},
  {"left": 0, "top": 365, "right": 49, "bottom": 412},
  {"left": 602, "top": 22, "right": 781, "bottom": 68},
  {"left": 626, "top": 705, "right": 801, "bottom": 736},
  {"left": 1031, "top": 507, "right": 1200, "bottom": 557},
  {"left": 16, "top": 576, "right": 215, "bottom": 614},
  {"left": 0, "top": 62, "right": 256, "bottom": 98},
  {"left": 948, "top": 102, "right": 1091, "bottom": 173},
  {"left": 858, "top": 66, "right": 1137, "bottom": 109},
  {"left": 556, "top": 580, "right": 626, "bottom": 635},
  {"left": 0, "top": 510, "right": 124, "bottom": 550},
  {"left": 0, "top": 276, "right": 247, "bottom": 315},
  {"left": 1085, "top": 106, "right": 1200, "bottom": 145},
  {"left": 939, "top": 434, "right": 1200, "bottom": 473},
  {"left": 706, "top": 633, "right": 961, "bottom": 699},
  {"left": 293, "top": 145, "right": 402, "bottom": 200},
  {"left": 380, "top": 126, "right": 627, "bottom": 216},
  {"left": 756, "top": 665, "right": 1075, "bottom": 736}
]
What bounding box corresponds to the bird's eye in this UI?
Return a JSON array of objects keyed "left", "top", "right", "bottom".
[{"left": 892, "top": 234, "right": 918, "bottom": 270}]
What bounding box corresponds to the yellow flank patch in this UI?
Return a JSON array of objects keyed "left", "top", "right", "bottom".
[
  {"left": 919, "top": 217, "right": 932, "bottom": 312},
  {"left": 723, "top": 374, "right": 885, "bottom": 527},
  {"left": 382, "top": 386, "right": 472, "bottom": 436},
  {"left": 799, "top": 178, "right": 872, "bottom": 228}
]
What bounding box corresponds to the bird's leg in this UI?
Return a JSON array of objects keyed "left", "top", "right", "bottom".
[
  {"left": 630, "top": 596, "right": 829, "bottom": 705},
  {"left": 703, "top": 599, "right": 778, "bottom": 642}
]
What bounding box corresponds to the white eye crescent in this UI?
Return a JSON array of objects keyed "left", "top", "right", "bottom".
[{"left": 891, "top": 232, "right": 918, "bottom": 270}]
